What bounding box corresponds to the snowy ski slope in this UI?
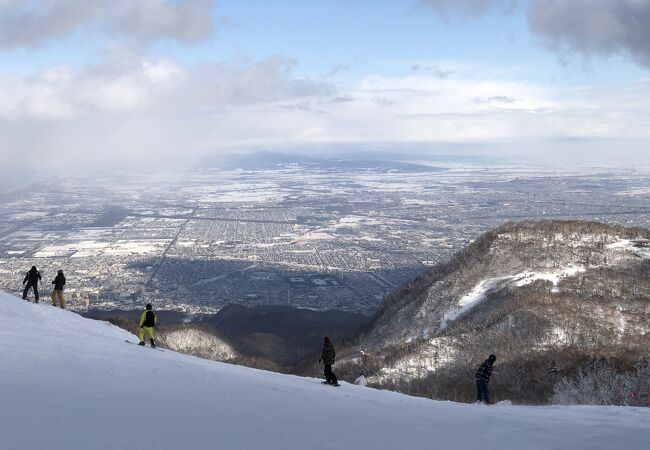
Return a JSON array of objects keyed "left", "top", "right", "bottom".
[{"left": 0, "top": 291, "right": 649, "bottom": 450}]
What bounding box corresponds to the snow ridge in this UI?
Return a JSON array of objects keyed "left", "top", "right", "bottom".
[{"left": 1, "top": 291, "right": 649, "bottom": 450}]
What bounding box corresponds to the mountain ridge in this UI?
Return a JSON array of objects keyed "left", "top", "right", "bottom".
[{"left": 336, "top": 220, "right": 650, "bottom": 403}]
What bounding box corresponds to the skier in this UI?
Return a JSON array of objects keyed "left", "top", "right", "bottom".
[
  {"left": 22, "top": 266, "right": 42, "bottom": 303},
  {"left": 475, "top": 354, "right": 496, "bottom": 404},
  {"left": 51, "top": 270, "right": 66, "bottom": 309},
  {"left": 318, "top": 336, "right": 339, "bottom": 386},
  {"left": 354, "top": 372, "right": 368, "bottom": 387},
  {"left": 138, "top": 303, "right": 157, "bottom": 348}
]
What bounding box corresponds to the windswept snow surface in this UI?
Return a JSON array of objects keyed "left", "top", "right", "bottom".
[{"left": 1, "top": 292, "right": 649, "bottom": 450}]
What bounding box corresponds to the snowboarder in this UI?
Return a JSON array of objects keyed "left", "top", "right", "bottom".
[
  {"left": 318, "top": 336, "right": 339, "bottom": 386},
  {"left": 354, "top": 373, "right": 368, "bottom": 387},
  {"left": 51, "top": 270, "right": 66, "bottom": 309},
  {"left": 138, "top": 303, "right": 157, "bottom": 348},
  {"left": 22, "top": 266, "right": 42, "bottom": 303},
  {"left": 475, "top": 354, "right": 496, "bottom": 404}
]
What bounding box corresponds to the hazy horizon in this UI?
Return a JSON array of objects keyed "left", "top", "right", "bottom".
[{"left": 1, "top": 1, "right": 649, "bottom": 186}]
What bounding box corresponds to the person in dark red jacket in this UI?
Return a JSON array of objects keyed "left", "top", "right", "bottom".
[{"left": 475, "top": 354, "right": 496, "bottom": 404}]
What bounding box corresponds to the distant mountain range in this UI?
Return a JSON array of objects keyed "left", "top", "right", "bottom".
[
  {"left": 204, "top": 151, "right": 444, "bottom": 172},
  {"left": 336, "top": 220, "right": 650, "bottom": 403}
]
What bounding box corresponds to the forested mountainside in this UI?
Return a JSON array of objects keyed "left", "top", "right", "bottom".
[{"left": 336, "top": 220, "right": 650, "bottom": 404}]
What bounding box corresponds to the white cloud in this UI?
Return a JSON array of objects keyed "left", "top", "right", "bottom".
[
  {"left": 421, "top": 0, "right": 520, "bottom": 17},
  {"left": 1, "top": 55, "right": 648, "bottom": 177},
  {"left": 0, "top": 55, "right": 335, "bottom": 119},
  {"left": 111, "top": 0, "right": 215, "bottom": 44},
  {"left": 0, "top": 0, "right": 216, "bottom": 48},
  {"left": 0, "top": 55, "right": 335, "bottom": 172}
]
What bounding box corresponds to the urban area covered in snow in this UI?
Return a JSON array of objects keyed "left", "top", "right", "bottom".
[{"left": 1, "top": 161, "right": 648, "bottom": 316}]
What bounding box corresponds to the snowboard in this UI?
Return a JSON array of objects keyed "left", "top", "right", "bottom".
[
  {"left": 125, "top": 339, "right": 164, "bottom": 351},
  {"left": 321, "top": 381, "right": 341, "bottom": 387}
]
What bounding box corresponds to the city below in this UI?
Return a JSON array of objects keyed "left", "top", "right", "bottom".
[{"left": 1, "top": 156, "right": 648, "bottom": 317}]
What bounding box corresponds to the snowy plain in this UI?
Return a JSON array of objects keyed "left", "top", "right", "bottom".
[{"left": 0, "top": 291, "right": 649, "bottom": 450}]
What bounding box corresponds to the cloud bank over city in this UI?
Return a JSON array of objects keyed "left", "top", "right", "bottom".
[{"left": 0, "top": 0, "right": 648, "bottom": 181}]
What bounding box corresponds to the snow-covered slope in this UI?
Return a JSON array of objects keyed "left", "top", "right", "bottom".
[{"left": 0, "top": 292, "right": 649, "bottom": 450}]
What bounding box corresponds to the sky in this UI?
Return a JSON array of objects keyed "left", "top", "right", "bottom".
[{"left": 0, "top": 0, "right": 649, "bottom": 181}]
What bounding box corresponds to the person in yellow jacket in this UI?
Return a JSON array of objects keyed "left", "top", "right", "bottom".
[{"left": 138, "top": 303, "right": 157, "bottom": 348}]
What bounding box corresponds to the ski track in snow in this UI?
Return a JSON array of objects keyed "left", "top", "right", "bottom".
[{"left": 0, "top": 291, "right": 649, "bottom": 450}]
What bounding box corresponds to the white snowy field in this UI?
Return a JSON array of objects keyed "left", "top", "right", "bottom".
[{"left": 0, "top": 292, "right": 649, "bottom": 450}]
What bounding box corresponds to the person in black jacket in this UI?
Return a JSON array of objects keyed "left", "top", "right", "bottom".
[
  {"left": 22, "top": 266, "right": 42, "bottom": 303},
  {"left": 51, "top": 270, "right": 66, "bottom": 309},
  {"left": 318, "top": 336, "right": 339, "bottom": 386},
  {"left": 475, "top": 354, "right": 496, "bottom": 404}
]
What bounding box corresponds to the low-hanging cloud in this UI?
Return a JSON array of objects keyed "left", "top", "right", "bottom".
[
  {"left": 0, "top": 0, "right": 216, "bottom": 48},
  {"left": 0, "top": 55, "right": 332, "bottom": 117},
  {"left": 0, "top": 54, "right": 335, "bottom": 175},
  {"left": 1, "top": 57, "right": 649, "bottom": 184}
]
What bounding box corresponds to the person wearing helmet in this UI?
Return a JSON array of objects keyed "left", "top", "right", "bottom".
[
  {"left": 22, "top": 266, "right": 42, "bottom": 303},
  {"left": 51, "top": 270, "right": 66, "bottom": 309},
  {"left": 475, "top": 354, "right": 496, "bottom": 404},
  {"left": 138, "top": 303, "right": 157, "bottom": 348},
  {"left": 318, "top": 336, "right": 339, "bottom": 386}
]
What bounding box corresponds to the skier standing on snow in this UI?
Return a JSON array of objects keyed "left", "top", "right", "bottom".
[
  {"left": 318, "top": 336, "right": 339, "bottom": 386},
  {"left": 475, "top": 354, "right": 496, "bottom": 404},
  {"left": 138, "top": 303, "right": 157, "bottom": 348},
  {"left": 22, "top": 266, "right": 42, "bottom": 303},
  {"left": 51, "top": 270, "right": 66, "bottom": 309},
  {"left": 354, "top": 373, "right": 368, "bottom": 387}
]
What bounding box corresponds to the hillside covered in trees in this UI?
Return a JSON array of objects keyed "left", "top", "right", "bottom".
[{"left": 335, "top": 220, "right": 650, "bottom": 404}]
